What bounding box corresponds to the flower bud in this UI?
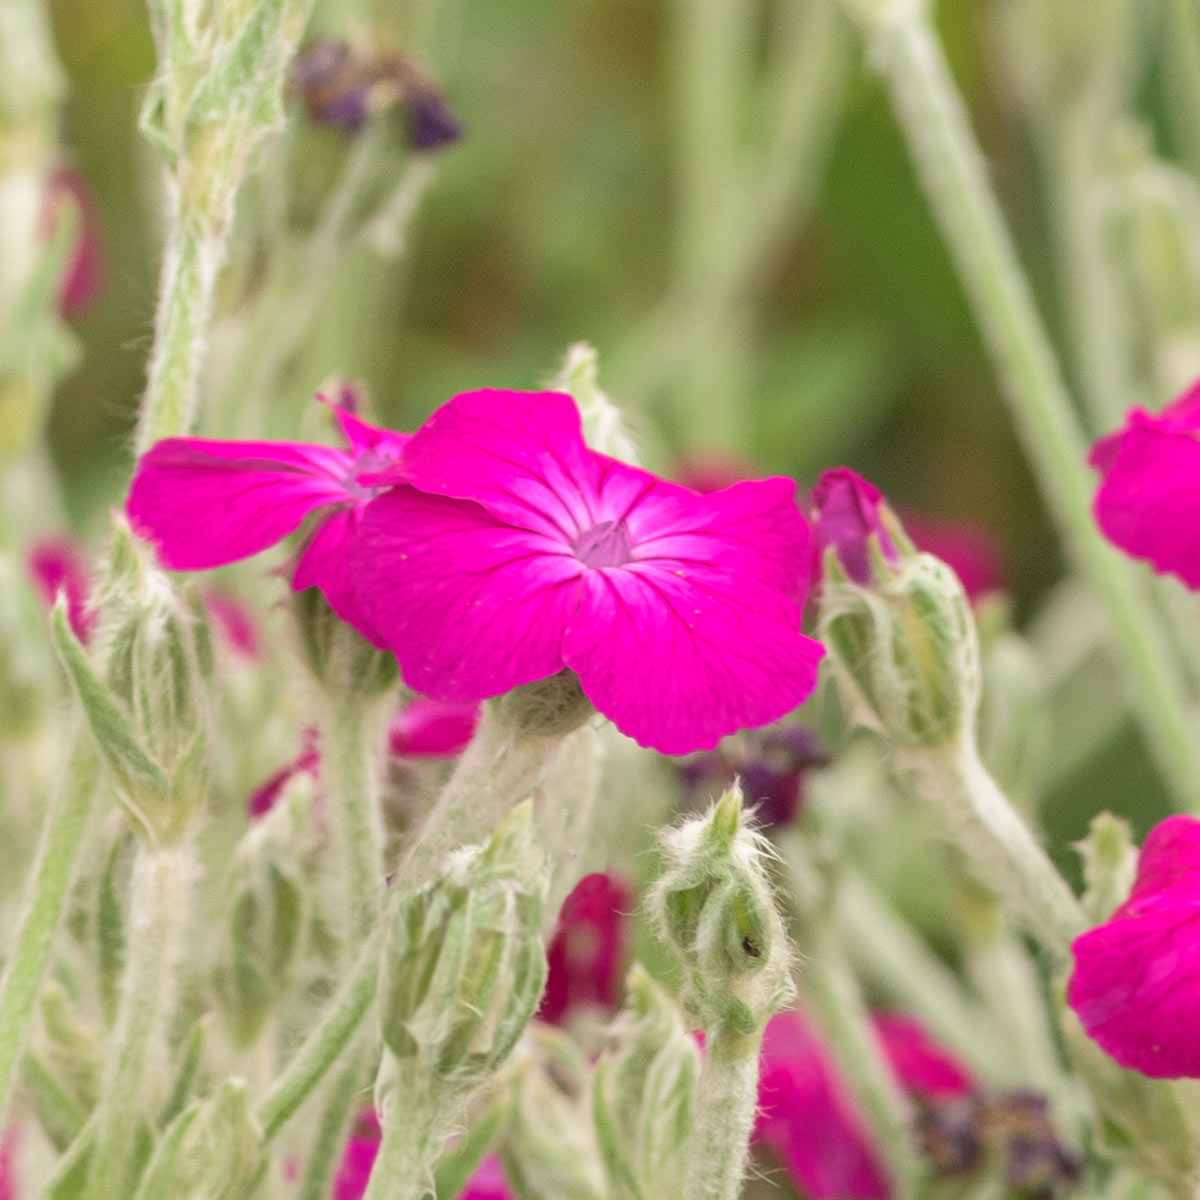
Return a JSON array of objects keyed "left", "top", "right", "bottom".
[
  {"left": 649, "top": 785, "right": 793, "bottom": 1036},
  {"left": 1075, "top": 812, "right": 1137, "bottom": 925},
  {"left": 491, "top": 670, "right": 595, "bottom": 740},
  {"left": 811, "top": 468, "right": 900, "bottom": 586},
  {"left": 215, "top": 774, "right": 311, "bottom": 1045},
  {"left": 818, "top": 502, "right": 980, "bottom": 751},
  {"left": 501, "top": 1026, "right": 608, "bottom": 1200},
  {"left": 161, "top": 1079, "right": 263, "bottom": 1200},
  {"left": 377, "top": 801, "right": 549, "bottom": 1090},
  {"left": 291, "top": 586, "right": 397, "bottom": 698},
  {"left": 550, "top": 342, "right": 640, "bottom": 464},
  {"left": 974, "top": 596, "right": 1048, "bottom": 809},
  {"left": 592, "top": 965, "right": 700, "bottom": 1199}
]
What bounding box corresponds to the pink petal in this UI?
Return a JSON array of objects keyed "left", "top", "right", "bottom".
[
  {"left": 1068, "top": 815, "right": 1200, "bottom": 1077},
  {"left": 756, "top": 1011, "right": 892, "bottom": 1200},
  {"left": 540, "top": 872, "right": 631, "bottom": 1025},
  {"left": 332, "top": 1109, "right": 381, "bottom": 1200},
  {"left": 401, "top": 390, "right": 600, "bottom": 539},
  {"left": 388, "top": 698, "right": 480, "bottom": 758},
  {"left": 318, "top": 387, "right": 411, "bottom": 463},
  {"left": 562, "top": 565, "right": 824, "bottom": 755},
  {"left": 126, "top": 438, "right": 353, "bottom": 571},
  {"left": 246, "top": 729, "right": 319, "bottom": 819},
  {"left": 810, "top": 468, "right": 897, "bottom": 585},
  {"left": 872, "top": 1011, "right": 973, "bottom": 1101},
  {"left": 27, "top": 536, "right": 96, "bottom": 644},
  {"left": 628, "top": 476, "right": 811, "bottom": 606},
  {"left": 1090, "top": 411, "right": 1200, "bottom": 588},
  {"left": 291, "top": 507, "right": 388, "bottom": 645},
  {"left": 458, "top": 1154, "right": 514, "bottom": 1200},
  {"left": 351, "top": 487, "right": 584, "bottom": 699},
  {"left": 203, "top": 588, "right": 261, "bottom": 660},
  {"left": 898, "top": 510, "right": 1006, "bottom": 602}
]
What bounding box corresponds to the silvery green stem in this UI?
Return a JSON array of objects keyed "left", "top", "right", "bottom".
[
  {"left": 842, "top": 0, "right": 1200, "bottom": 812},
  {"left": 86, "top": 843, "right": 191, "bottom": 1200},
  {"left": 135, "top": 216, "right": 222, "bottom": 453},
  {"left": 0, "top": 737, "right": 98, "bottom": 1126},
  {"left": 362, "top": 1089, "right": 452, "bottom": 1200},
  {"left": 896, "top": 738, "right": 1085, "bottom": 958},
  {"left": 255, "top": 924, "right": 383, "bottom": 1143},
  {"left": 682, "top": 1028, "right": 762, "bottom": 1200},
  {"left": 801, "top": 925, "right": 919, "bottom": 1200}
]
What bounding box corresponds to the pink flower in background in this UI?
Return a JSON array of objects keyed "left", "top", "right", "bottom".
[
  {"left": 332, "top": 1109, "right": 380, "bottom": 1200},
  {"left": 388, "top": 697, "right": 480, "bottom": 759},
  {"left": 0, "top": 1124, "right": 19, "bottom": 1200},
  {"left": 1090, "top": 385, "right": 1200, "bottom": 587},
  {"left": 755, "top": 1010, "right": 973, "bottom": 1199},
  {"left": 458, "top": 1155, "right": 514, "bottom": 1200},
  {"left": 673, "top": 452, "right": 761, "bottom": 495},
  {"left": 45, "top": 167, "right": 105, "bottom": 318},
  {"left": 352, "top": 390, "right": 824, "bottom": 754},
  {"left": 810, "top": 468, "right": 897, "bottom": 585},
  {"left": 27, "top": 536, "right": 96, "bottom": 643},
  {"left": 898, "top": 511, "right": 1006, "bottom": 602},
  {"left": 1068, "top": 814, "right": 1200, "bottom": 1077},
  {"left": 203, "top": 587, "right": 261, "bottom": 660},
  {"left": 246, "top": 729, "right": 319, "bottom": 819},
  {"left": 126, "top": 395, "right": 409, "bottom": 644},
  {"left": 540, "top": 872, "right": 631, "bottom": 1025}
]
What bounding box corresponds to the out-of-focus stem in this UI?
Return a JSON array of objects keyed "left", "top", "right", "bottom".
[
  {"left": 86, "top": 844, "right": 190, "bottom": 1200},
  {"left": 0, "top": 737, "right": 98, "bottom": 1126},
  {"left": 1167, "top": 0, "right": 1200, "bottom": 177},
  {"left": 842, "top": 0, "right": 1200, "bottom": 812},
  {"left": 296, "top": 1041, "right": 370, "bottom": 1200}
]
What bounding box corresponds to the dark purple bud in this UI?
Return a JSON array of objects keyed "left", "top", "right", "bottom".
[{"left": 406, "top": 87, "right": 464, "bottom": 152}]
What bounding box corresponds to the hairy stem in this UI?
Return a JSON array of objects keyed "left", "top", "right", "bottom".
[
  {"left": 362, "top": 1091, "right": 449, "bottom": 1200},
  {"left": 843, "top": 0, "right": 1200, "bottom": 811},
  {"left": 0, "top": 738, "right": 98, "bottom": 1126},
  {"left": 86, "top": 843, "right": 190, "bottom": 1200}
]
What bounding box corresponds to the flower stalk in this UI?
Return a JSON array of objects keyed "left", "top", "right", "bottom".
[{"left": 838, "top": 0, "right": 1200, "bottom": 812}]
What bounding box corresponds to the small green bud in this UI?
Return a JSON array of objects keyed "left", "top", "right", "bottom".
[
  {"left": 377, "top": 801, "right": 549, "bottom": 1092},
  {"left": 593, "top": 966, "right": 700, "bottom": 1200},
  {"left": 291, "top": 587, "right": 397, "bottom": 697},
  {"left": 1075, "top": 813, "right": 1137, "bottom": 925},
  {"left": 974, "top": 596, "right": 1048, "bottom": 809},
  {"left": 214, "top": 775, "right": 311, "bottom": 1045},
  {"left": 171, "top": 1079, "right": 264, "bottom": 1200},
  {"left": 550, "top": 342, "right": 640, "bottom": 464},
  {"left": 820, "top": 543, "right": 980, "bottom": 751},
  {"left": 502, "top": 1025, "right": 608, "bottom": 1200},
  {"left": 649, "top": 785, "right": 793, "bottom": 1037}
]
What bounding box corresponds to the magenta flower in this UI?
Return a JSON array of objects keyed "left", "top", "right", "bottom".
[
  {"left": 351, "top": 390, "right": 824, "bottom": 754},
  {"left": 27, "top": 536, "right": 96, "bottom": 644},
  {"left": 539, "top": 871, "right": 631, "bottom": 1025},
  {"left": 246, "top": 729, "right": 319, "bottom": 819},
  {"left": 811, "top": 468, "right": 898, "bottom": 585},
  {"left": 457, "top": 1156, "right": 514, "bottom": 1200},
  {"left": 0, "top": 1124, "right": 18, "bottom": 1200},
  {"left": 1068, "top": 814, "right": 1200, "bottom": 1077},
  {"left": 126, "top": 395, "right": 409, "bottom": 644},
  {"left": 331, "top": 1108, "right": 380, "bottom": 1200},
  {"left": 755, "top": 1009, "right": 973, "bottom": 1200},
  {"left": 388, "top": 697, "right": 480, "bottom": 759},
  {"left": 1090, "top": 386, "right": 1200, "bottom": 587},
  {"left": 203, "top": 587, "right": 261, "bottom": 660}
]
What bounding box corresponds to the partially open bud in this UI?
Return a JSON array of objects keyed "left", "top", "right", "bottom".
[
  {"left": 816, "top": 474, "right": 980, "bottom": 752},
  {"left": 592, "top": 965, "right": 700, "bottom": 1199},
  {"left": 501, "top": 1026, "right": 608, "bottom": 1200},
  {"left": 650, "top": 785, "right": 793, "bottom": 1037},
  {"left": 215, "top": 774, "right": 311, "bottom": 1045},
  {"left": 377, "top": 801, "right": 548, "bottom": 1092}
]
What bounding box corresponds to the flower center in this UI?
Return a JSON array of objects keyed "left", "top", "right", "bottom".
[{"left": 572, "top": 520, "right": 633, "bottom": 568}]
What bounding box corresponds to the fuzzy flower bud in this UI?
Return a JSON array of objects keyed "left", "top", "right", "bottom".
[
  {"left": 650, "top": 785, "right": 793, "bottom": 1037},
  {"left": 52, "top": 520, "right": 210, "bottom": 843},
  {"left": 815, "top": 473, "right": 980, "bottom": 751},
  {"left": 501, "top": 1026, "right": 608, "bottom": 1200},
  {"left": 592, "top": 965, "right": 700, "bottom": 1199},
  {"left": 1075, "top": 812, "right": 1137, "bottom": 926},
  {"left": 377, "top": 801, "right": 548, "bottom": 1090},
  {"left": 215, "top": 774, "right": 311, "bottom": 1045},
  {"left": 550, "top": 342, "right": 640, "bottom": 464},
  {"left": 291, "top": 587, "right": 397, "bottom": 698}
]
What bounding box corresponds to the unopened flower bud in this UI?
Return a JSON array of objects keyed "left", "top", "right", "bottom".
[
  {"left": 817, "top": 484, "right": 980, "bottom": 752},
  {"left": 501, "top": 1026, "right": 608, "bottom": 1200},
  {"left": 291, "top": 587, "right": 397, "bottom": 698},
  {"left": 811, "top": 468, "right": 901, "bottom": 585},
  {"left": 592, "top": 965, "right": 700, "bottom": 1199},
  {"left": 974, "top": 596, "right": 1048, "bottom": 809},
  {"left": 650, "top": 785, "right": 793, "bottom": 1036},
  {"left": 215, "top": 774, "right": 311, "bottom": 1044},
  {"left": 550, "top": 342, "right": 640, "bottom": 464},
  {"left": 167, "top": 1080, "right": 263, "bottom": 1200},
  {"left": 1075, "top": 812, "right": 1137, "bottom": 925},
  {"left": 377, "top": 801, "right": 548, "bottom": 1090},
  {"left": 491, "top": 670, "right": 595, "bottom": 740}
]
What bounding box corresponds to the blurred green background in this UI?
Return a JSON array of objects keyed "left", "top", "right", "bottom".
[{"left": 43, "top": 0, "right": 1189, "bottom": 851}]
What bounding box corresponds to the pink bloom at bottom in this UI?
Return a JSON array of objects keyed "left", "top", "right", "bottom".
[
  {"left": 388, "top": 697, "right": 479, "bottom": 758},
  {"left": 0, "top": 1124, "right": 18, "bottom": 1200},
  {"left": 27, "top": 537, "right": 96, "bottom": 644},
  {"left": 755, "top": 1010, "right": 973, "bottom": 1200},
  {"left": 458, "top": 1155, "right": 513, "bottom": 1200},
  {"left": 539, "top": 872, "right": 631, "bottom": 1025},
  {"left": 1068, "top": 814, "right": 1200, "bottom": 1077},
  {"left": 1089, "top": 385, "right": 1200, "bottom": 587},
  {"left": 352, "top": 390, "right": 824, "bottom": 755}
]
